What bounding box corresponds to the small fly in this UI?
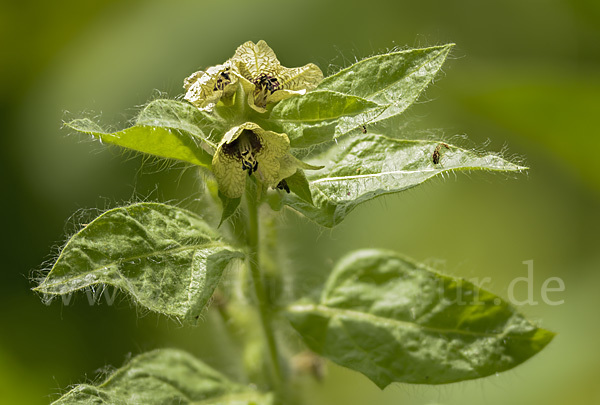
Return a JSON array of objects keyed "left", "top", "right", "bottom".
[{"left": 432, "top": 142, "right": 450, "bottom": 165}]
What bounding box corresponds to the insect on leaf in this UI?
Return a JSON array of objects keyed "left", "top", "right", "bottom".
[{"left": 282, "top": 134, "right": 526, "bottom": 227}]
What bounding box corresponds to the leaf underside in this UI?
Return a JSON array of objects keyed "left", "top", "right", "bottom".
[
  {"left": 282, "top": 134, "right": 526, "bottom": 227},
  {"left": 286, "top": 250, "right": 555, "bottom": 388},
  {"left": 65, "top": 99, "right": 223, "bottom": 168},
  {"left": 52, "top": 349, "right": 273, "bottom": 405},
  {"left": 34, "top": 202, "right": 243, "bottom": 324}
]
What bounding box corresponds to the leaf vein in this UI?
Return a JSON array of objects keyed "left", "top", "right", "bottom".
[
  {"left": 37, "top": 242, "right": 229, "bottom": 291},
  {"left": 289, "top": 304, "right": 518, "bottom": 339}
]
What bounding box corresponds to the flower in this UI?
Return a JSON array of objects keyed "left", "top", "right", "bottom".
[
  {"left": 184, "top": 41, "right": 324, "bottom": 200},
  {"left": 230, "top": 41, "right": 324, "bottom": 112},
  {"left": 183, "top": 62, "right": 237, "bottom": 112},
  {"left": 212, "top": 123, "right": 321, "bottom": 198},
  {"left": 184, "top": 40, "right": 323, "bottom": 113}
]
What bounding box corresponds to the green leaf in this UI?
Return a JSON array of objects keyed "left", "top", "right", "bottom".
[
  {"left": 34, "top": 202, "right": 243, "bottom": 324},
  {"left": 65, "top": 99, "right": 223, "bottom": 168},
  {"left": 284, "top": 169, "right": 313, "bottom": 205},
  {"left": 269, "top": 44, "right": 453, "bottom": 148},
  {"left": 282, "top": 134, "right": 526, "bottom": 227},
  {"left": 263, "top": 45, "right": 453, "bottom": 148},
  {"left": 319, "top": 44, "right": 453, "bottom": 98},
  {"left": 265, "top": 90, "right": 379, "bottom": 148},
  {"left": 270, "top": 90, "right": 379, "bottom": 122},
  {"left": 317, "top": 44, "right": 454, "bottom": 111},
  {"left": 52, "top": 348, "right": 274, "bottom": 405},
  {"left": 286, "top": 250, "right": 554, "bottom": 389},
  {"left": 218, "top": 191, "right": 241, "bottom": 227},
  {"left": 136, "top": 99, "right": 226, "bottom": 143}
]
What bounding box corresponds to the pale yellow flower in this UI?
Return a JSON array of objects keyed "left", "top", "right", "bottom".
[
  {"left": 212, "top": 123, "right": 320, "bottom": 198},
  {"left": 231, "top": 40, "right": 324, "bottom": 112},
  {"left": 184, "top": 41, "right": 323, "bottom": 114},
  {"left": 183, "top": 62, "right": 237, "bottom": 112}
]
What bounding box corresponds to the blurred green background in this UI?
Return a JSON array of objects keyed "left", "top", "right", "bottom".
[{"left": 1, "top": 0, "right": 598, "bottom": 403}]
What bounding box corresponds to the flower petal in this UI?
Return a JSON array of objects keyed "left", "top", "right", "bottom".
[
  {"left": 232, "top": 40, "right": 280, "bottom": 80},
  {"left": 277, "top": 154, "right": 324, "bottom": 184},
  {"left": 265, "top": 88, "right": 306, "bottom": 105},
  {"left": 277, "top": 154, "right": 300, "bottom": 182},
  {"left": 253, "top": 127, "right": 290, "bottom": 186},
  {"left": 230, "top": 40, "right": 324, "bottom": 112},
  {"left": 211, "top": 125, "right": 246, "bottom": 198},
  {"left": 212, "top": 159, "right": 246, "bottom": 199},
  {"left": 212, "top": 123, "right": 291, "bottom": 197},
  {"left": 233, "top": 74, "right": 268, "bottom": 113},
  {"left": 271, "top": 63, "right": 323, "bottom": 94}
]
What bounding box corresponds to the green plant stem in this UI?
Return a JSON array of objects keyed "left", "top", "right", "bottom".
[{"left": 245, "top": 185, "right": 284, "bottom": 393}]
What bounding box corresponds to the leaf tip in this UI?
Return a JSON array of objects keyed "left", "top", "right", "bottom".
[{"left": 534, "top": 327, "right": 556, "bottom": 348}]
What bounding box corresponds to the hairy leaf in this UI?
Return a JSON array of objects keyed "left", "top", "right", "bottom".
[
  {"left": 34, "top": 202, "right": 243, "bottom": 324},
  {"left": 318, "top": 44, "right": 454, "bottom": 132},
  {"left": 265, "top": 90, "right": 379, "bottom": 148},
  {"left": 284, "top": 169, "right": 314, "bottom": 205},
  {"left": 136, "top": 99, "right": 226, "bottom": 143},
  {"left": 269, "top": 44, "right": 453, "bottom": 147},
  {"left": 282, "top": 134, "right": 526, "bottom": 227},
  {"left": 64, "top": 99, "right": 223, "bottom": 168},
  {"left": 218, "top": 191, "right": 241, "bottom": 226},
  {"left": 52, "top": 348, "right": 273, "bottom": 405},
  {"left": 286, "top": 250, "right": 554, "bottom": 388}
]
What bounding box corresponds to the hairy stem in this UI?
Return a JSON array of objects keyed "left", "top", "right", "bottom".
[{"left": 245, "top": 183, "right": 284, "bottom": 393}]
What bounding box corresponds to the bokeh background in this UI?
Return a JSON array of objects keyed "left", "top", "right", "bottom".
[{"left": 1, "top": 0, "right": 598, "bottom": 403}]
